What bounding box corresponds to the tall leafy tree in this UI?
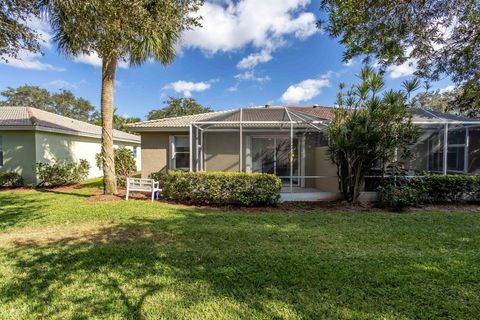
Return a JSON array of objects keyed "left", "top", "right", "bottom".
[
  {"left": 42, "top": 0, "right": 203, "bottom": 195},
  {"left": 412, "top": 89, "right": 457, "bottom": 113},
  {"left": 0, "top": 0, "right": 41, "bottom": 61},
  {"left": 328, "top": 66, "right": 420, "bottom": 203},
  {"left": 0, "top": 85, "right": 96, "bottom": 121},
  {"left": 50, "top": 90, "right": 95, "bottom": 122},
  {"left": 318, "top": 0, "right": 479, "bottom": 110},
  {"left": 147, "top": 96, "right": 212, "bottom": 120},
  {"left": 0, "top": 85, "right": 51, "bottom": 110},
  {"left": 92, "top": 109, "right": 141, "bottom": 133}
]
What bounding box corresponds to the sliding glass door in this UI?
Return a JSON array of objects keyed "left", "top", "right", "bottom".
[{"left": 251, "top": 136, "right": 299, "bottom": 184}]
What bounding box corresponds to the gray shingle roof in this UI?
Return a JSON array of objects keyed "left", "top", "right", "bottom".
[
  {"left": 126, "top": 110, "right": 235, "bottom": 129},
  {"left": 0, "top": 106, "right": 140, "bottom": 143},
  {"left": 127, "top": 105, "right": 480, "bottom": 132}
]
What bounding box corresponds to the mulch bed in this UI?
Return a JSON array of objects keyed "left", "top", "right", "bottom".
[{"left": 86, "top": 194, "right": 123, "bottom": 202}]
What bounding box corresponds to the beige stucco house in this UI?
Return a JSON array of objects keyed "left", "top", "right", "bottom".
[
  {"left": 0, "top": 106, "right": 141, "bottom": 185},
  {"left": 127, "top": 105, "right": 480, "bottom": 201}
]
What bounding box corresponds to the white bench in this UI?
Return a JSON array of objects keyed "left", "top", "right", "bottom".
[{"left": 126, "top": 178, "right": 161, "bottom": 202}]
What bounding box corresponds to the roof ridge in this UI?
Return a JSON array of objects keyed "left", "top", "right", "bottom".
[
  {"left": 1, "top": 106, "right": 139, "bottom": 141},
  {"left": 127, "top": 108, "right": 237, "bottom": 126},
  {"left": 25, "top": 106, "right": 38, "bottom": 126}
]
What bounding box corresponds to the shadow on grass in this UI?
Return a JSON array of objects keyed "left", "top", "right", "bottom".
[
  {"left": 0, "top": 193, "right": 47, "bottom": 231},
  {"left": 36, "top": 189, "right": 92, "bottom": 198},
  {"left": 77, "top": 178, "right": 104, "bottom": 190},
  {"left": 1, "top": 211, "right": 479, "bottom": 319}
]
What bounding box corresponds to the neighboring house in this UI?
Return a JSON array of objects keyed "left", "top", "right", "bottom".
[
  {"left": 127, "top": 105, "right": 480, "bottom": 201},
  {"left": 0, "top": 106, "right": 141, "bottom": 185}
]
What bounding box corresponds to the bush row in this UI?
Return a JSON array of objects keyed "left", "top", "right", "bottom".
[
  {"left": 149, "top": 170, "right": 282, "bottom": 206},
  {"left": 377, "top": 174, "right": 480, "bottom": 210},
  {"left": 35, "top": 158, "right": 90, "bottom": 187},
  {"left": 0, "top": 172, "right": 24, "bottom": 187}
]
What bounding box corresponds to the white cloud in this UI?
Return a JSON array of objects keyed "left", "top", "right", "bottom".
[
  {"left": 234, "top": 71, "right": 271, "bottom": 82},
  {"left": 26, "top": 16, "right": 53, "bottom": 49},
  {"left": 344, "top": 59, "right": 354, "bottom": 67},
  {"left": 162, "top": 80, "right": 214, "bottom": 97},
  {"left": 45, "top": 80, "right": 78, "bottom": 90},
  {"left": 439, "top": 85, "right": 455, "bottom": 94},
  {"left": 280, "top": 78, "right": 330, "bottom": 104},
  {"left": 237, "top": 50, "right": 273, "bottom": 69},
  {"left": 0, "top": 50, "right": 65, "bottom": 71},
  {"left": 227, "top": 85, "right": 238, "bottom": 92},
  {"left": 386, "top": 60, "right": 417, "bottom": 79},
  {"left": 73, "top": 52, "right": 129, "bottom": 69},
  {"left": 181, "top": 0, "right": 318, "bottom": 56}
]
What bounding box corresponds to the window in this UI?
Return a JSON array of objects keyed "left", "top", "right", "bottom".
[
  {"left": 133, "top": 146, "right": 137, "bottom": 158},
  {"left": 447, "top": 129, "right": 467, "bottom": 172},
  {"left": 170, "top": 136, "right": 190, "bottom": 170},
  {"left": 0, "top": 136, "right": 3, "bottom": 167},
  {"left": 427, "top": 128, "right": 468, "bottom": 173}
]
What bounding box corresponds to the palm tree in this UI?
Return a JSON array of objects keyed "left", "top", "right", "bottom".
[{"left": 42, "top": 0, "right": 202, "bottom": 194}]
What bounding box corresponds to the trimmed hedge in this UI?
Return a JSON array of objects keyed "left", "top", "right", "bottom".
[
  {"left": 422, "top": 174, "right": 480, "bottom": 203},
  {"left": 0, "top": 172, "right": 24, "bottom": 187},
  {"left": 377, "top": 174, "right": 480, "bottom": 210},
  {"left": 149, "top": 171, "right": 282, "bottom": 206}
]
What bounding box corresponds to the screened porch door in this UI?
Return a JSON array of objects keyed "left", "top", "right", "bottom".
[{"left": 250, "top": 136, "right": 299, "bottom": 185}]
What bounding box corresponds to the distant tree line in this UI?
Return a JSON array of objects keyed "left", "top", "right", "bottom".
[{"left": 0, "top": 85, "right": 212, "bottom": 131}]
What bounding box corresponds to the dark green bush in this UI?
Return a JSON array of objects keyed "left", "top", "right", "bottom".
[
  {"left": 0, "top": 172, "right": 24, "bottom": 187},
  {"left": 35, "top": 158, "right": 90, "bottom": 187},
  {"left": 149, "top": 171, "right": 282, "bottom": 206},
  {"left": 377, "top": 178, "right": 428, "bottom": 211},
  {"left": 377, "top": 174, "right": 480, "bottom": 210},
  {"left": 96, "top": 147, "right": 137, "bottom": 187},
  {"left": 422, "top": 174, "right": 478, "bottom": 203}
]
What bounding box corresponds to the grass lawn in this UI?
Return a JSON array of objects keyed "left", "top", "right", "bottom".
[{"left": 0, "top": 180, "right": 479, "bottom": 319}]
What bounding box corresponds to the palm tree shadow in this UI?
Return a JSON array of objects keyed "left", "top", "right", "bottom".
[
  {"left": 1, "top": 212, "right": 476, "bottom": 319},
  {"left": 0, "top": 193, "right": 46, "bottom": 230}
]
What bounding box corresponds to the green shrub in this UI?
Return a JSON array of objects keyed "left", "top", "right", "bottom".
[
  {"left": 149, "top": 171, "right": 282, "bottom": 206},
  {"left": 422, "top": 174, "right": 478, "bottom": 203},
  {"left": 35, "top": 158, "right": 90, "bottom": 187},
  {"left": 96, "top": 147, "right": 136, "bottom": 187},
  {"left": 377, "top": 174, "right": 480, "bottom": 210},
  {"left": 377, "top": 178, "right": 428, "bottom": 211},
  {"left": 0, "top": 172, "right": 24, "bottom": 187}
]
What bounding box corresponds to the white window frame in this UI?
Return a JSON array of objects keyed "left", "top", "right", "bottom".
[
  {"left": 447, "top": 128, "right": 468, "bottom": 173},
  {"left": 169, "top": 135, "right": 190, "bottom": 170},
  {"left": 132, "top": 146, "right": 137, "bottom": 158},
  {"left": 427, "top": 128, "right": 469, "bottom": 174}
]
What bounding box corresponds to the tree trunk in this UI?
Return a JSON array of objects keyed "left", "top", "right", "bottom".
[{"left": 101, "top": 53, "right": 118, "bottom": 195}]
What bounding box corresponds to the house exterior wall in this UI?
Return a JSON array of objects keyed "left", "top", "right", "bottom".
[
  {"left": 35, "top": 131, "right": 103, "bottom": 179},
  {"left": 0, "top": 130, "right": 37, "bottom": 185},
  {"left": 314, "top": 146, "right": 339, "bottom": 192},
  {"left": 139, "top": 130, "right": 340, "bottom": 192},
  {"left": 140, "top": 132, "right": 175, "bottom": 178},
  {"left": 35, "top": 131, "right": 141, "bottom": 181},
  {"left": 205, "top": 132, "right": 242, "bottom": 172}
]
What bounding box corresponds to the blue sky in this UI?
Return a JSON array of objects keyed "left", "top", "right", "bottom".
[{"left": 0, "top": 0, "right": 454, "bottom": 120}]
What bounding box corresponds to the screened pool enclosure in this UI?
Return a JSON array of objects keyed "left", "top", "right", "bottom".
[{"left": 185, "top": 106, "right": 480, "bottom": 196}]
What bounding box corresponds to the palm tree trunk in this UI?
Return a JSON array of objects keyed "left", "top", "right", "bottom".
[{"left": 101, "top": 54, "right": 118, "bottom": 195}]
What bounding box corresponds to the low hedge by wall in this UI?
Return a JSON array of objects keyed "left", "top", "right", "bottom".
[
  {"left": 377, "top": 174, "right": 480, "bottom": 210},
  {"left": 0, "top": 172, "right": 24, "bottom": 188},
  {"left": 149, "top": 171, "right": 282, "bottom": 206}
]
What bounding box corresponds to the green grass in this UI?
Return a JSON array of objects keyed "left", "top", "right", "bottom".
[{"left": 0, "top": 179, "right": 479, "bottom": 319}]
